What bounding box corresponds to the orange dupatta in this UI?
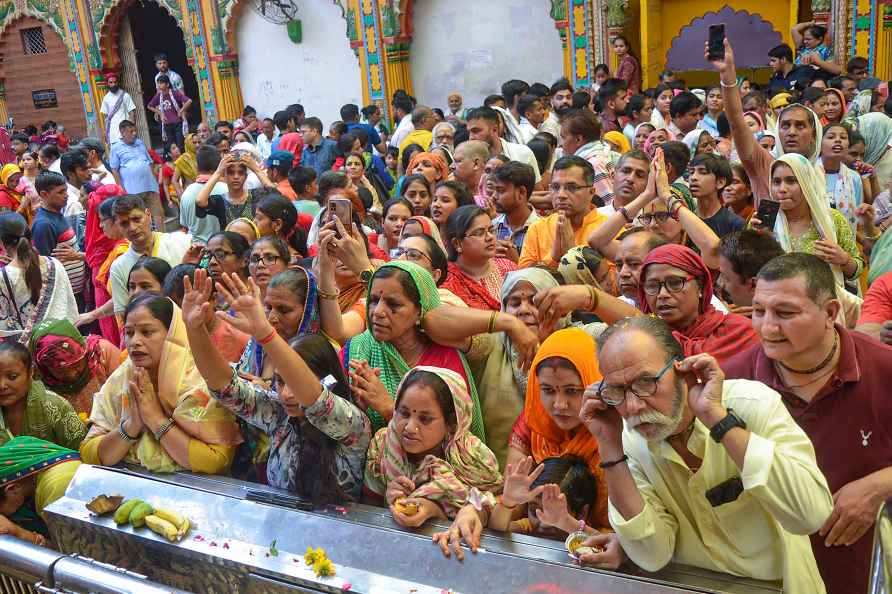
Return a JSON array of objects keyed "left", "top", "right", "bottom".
[{"left": 523, "top": 327, "right": 609, "bottom": 529}]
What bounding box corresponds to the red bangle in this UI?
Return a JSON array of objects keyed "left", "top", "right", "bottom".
[{"left": 257, "top": 327, "right": 277, "bottom": 346}]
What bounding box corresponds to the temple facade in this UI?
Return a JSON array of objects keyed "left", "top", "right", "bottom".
[{"left": 0, "top": 0, "right": 888, "bottom": 142}]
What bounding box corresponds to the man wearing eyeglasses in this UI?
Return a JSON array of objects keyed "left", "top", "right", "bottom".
[
  {"left": 579, "top": 315, "right": 832, "bottom": 593},
  {"left": 518, "top": 156, "right": 608, "bottom": 269}
]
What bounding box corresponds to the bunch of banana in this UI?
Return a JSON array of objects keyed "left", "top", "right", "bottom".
[
  {"left": 113, "top": 499, "right": 154, "bottom": 526},
  {"left": 144, "top": 507, "right": 191, "bottom": 542}
]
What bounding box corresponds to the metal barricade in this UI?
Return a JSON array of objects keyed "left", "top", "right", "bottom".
[
  {"left": 870, "top": 497, "right": 892, "bottom": 594},
  {"left": 0, "top": 535, "right": 193, "bottom": 594}
]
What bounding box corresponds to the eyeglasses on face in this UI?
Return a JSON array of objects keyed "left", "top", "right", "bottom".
[
  {"left": 642, "top": 274, "right": 696, "bottom": 296},
  {"left": 393, "top": 247, "right": 431, "bottom": 263},
  {"left": 207, "top": 249, "right": 235, "bottom": 262},
  {"left": 249, "top": 254, "right": 282, "bottom": 266},
  {"left": 596, "top": 355, "right": 682, "bottom": 406},
  {"left": 639, "top": 212, "right": 671, "bottom": 226},
  {"left": 548, "top": 183, "right": 593, "bottom": 194},
  {"left": 464, "top": 225, "right": 497, "bottom": 240}
]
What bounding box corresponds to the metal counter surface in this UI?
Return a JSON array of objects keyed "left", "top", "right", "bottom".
[{"left": 44, "top": 465, "right": 783, "bottom": 594}]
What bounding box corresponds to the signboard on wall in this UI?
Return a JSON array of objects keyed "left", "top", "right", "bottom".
[{"left": 32, "top": 89, "right": 58, "bottom": 109}]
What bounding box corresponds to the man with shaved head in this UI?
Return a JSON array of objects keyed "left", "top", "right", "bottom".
[{"left": 451, "top": 140, "right": 490, "bottom": 197}]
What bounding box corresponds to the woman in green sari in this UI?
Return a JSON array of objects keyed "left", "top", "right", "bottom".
[
  {"left": 0, "top": 342, "right": 86, "bottom": 450},
  {"left": 341, "top": 260, "right": 485, "bottom": 440}
]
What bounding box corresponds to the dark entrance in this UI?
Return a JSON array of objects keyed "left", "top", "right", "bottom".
[{"left": 126, "top": 0, "right": 200, "bottom": 147}]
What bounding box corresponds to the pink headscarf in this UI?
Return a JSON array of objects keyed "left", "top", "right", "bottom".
[{"left": 643, "top": 128, "right": 676, "bottom": 158}]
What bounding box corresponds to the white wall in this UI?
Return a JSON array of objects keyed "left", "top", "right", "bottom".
[
  {"left": 236, "top": 0, "right": 362, "bottom": 128},
  {"left": 410, "top": 0, "right": 564, "bottom": 111}
]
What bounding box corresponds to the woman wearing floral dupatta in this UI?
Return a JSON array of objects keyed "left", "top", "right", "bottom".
[
  {"left": 365, "top": 366, "right": 501, "bottom": 526},
  {"left": 81, "top": 293, "right": 242, "bottom": 474},
  {"left": 343, "top": 260, "right": 485, "bottom": 440}
]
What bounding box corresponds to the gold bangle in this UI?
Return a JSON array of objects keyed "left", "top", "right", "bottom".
[
  {"left": 588, "top": 286, "right": 600, "bottom": 311},
  {"left": 487, "top": 311, "right": 498, "bottom": 334},
  {"left": 317, "top": 288, "right": 340, "bottom": 300}
]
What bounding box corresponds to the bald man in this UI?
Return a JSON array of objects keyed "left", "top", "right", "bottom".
[
  {"left": 398, "top": 106, "right": 437, "bottom": 162},
  {"left": 451, "top": 140, "right": 490, "bottom": 196}
]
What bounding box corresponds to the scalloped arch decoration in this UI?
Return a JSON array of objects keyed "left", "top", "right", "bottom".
[
  {"left": 97, "top": 0, "right": 187, "bottom": 72},
  {"left": 665, "top": 6, "right": 783, "bottom": 71}
]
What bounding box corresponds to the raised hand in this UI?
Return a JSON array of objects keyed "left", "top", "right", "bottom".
[
  {"left": 214, "top": 272, "right": 270, "bottom": 338},
  {"left": 181, "top": 269, "right": 213, "bottom": 330},
  {"left": 535, "top": 484, "right": 572, "bottom": 530},
  {"left": 676, "top": 354, "right": 726, "bottom": 426},
  {"left": 579, "top": 383, "right": 625, "bottom": 455},
  {"left": 348, "top": 360, "right": 394, "bottom": 420},
  {"left": 501, "top": 456, "right": 546, "bottom": 508}
]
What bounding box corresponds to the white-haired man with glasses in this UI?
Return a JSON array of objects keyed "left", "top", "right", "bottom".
[{"left": 579, "top": 314, "right": 832, "bottom": 593}]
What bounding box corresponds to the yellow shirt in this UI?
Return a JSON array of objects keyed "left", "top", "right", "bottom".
[
  {"left": 518, "top": 208, "right": 608, "bottom": 269},
  {"left": 35, "top": 460, "right": 81, "bottom": 517},
  {"left": 398, "top": 129, "right": 433, "bottom": 163},
  {"left": 609, "top": 379, "right": 831, "bottom": 594}
]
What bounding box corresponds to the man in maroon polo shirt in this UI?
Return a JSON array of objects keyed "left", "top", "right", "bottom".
[{"left": 723, "top": 253, "right": 892, "bottom": 594}]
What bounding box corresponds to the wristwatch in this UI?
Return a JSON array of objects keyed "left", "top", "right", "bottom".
[
  {"left": 709, "top": 408, "right": 747, "bottom": 443},
  {"left": 359, "top": 268, "right": 375, "bottom": 283}
]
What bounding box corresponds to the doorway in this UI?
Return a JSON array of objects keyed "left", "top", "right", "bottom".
[{"left": 125, "top": 0, "right": 200, "bottom": 149}]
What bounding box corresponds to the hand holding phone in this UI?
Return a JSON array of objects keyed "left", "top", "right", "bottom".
[
  {"left": 708, "top": 24, "right": 726, "bottom": 61},
  {"left": 755, "top": 198, "right": 780, "bottom": 231}
]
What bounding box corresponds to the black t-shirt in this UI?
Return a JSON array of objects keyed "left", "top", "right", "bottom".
[{"left": 702, "top": 206, "right": 745, "bottom": 238}]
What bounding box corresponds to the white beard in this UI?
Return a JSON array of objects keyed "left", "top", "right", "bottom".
[{"left": 626, "top": 386, "right": 686, "bottom": 443}]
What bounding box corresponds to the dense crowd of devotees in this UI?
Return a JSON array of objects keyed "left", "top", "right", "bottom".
[{"left": 0, "top": 31, "right": 891, "bottom": 594}]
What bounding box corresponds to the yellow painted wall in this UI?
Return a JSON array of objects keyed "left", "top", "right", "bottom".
[{"left": 640, "top": 0, "right": 797, "bottom": 88}]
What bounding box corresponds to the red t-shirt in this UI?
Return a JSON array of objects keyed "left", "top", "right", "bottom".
[{"left": 857, "top": 271, "right": 892, "bottom": 325}]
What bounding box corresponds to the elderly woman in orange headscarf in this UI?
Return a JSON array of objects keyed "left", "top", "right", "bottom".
[{"left": 407, "top": 152, "right": 449, "bottom": 187}]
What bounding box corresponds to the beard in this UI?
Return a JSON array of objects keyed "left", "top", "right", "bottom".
[
  {"left": 625, "top": 377, "right": 687, "bottom": 442},
  {"left": 110, "top": 85, "right": 120, "bottom": 93},
  {"left": 554, "top": 105, "right": 572, "bottom": 117}
]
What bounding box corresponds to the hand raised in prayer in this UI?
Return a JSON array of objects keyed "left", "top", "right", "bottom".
[
  {"left": 551, "top": 212, "right": 575, "bottom": 264},
  {"left": 676, "top": 353, "right": 727, "bottom": 427},
  {"left": 348, "top": 360, "right": 394, "bottom": 421},
  {"left": 214, "top": 272, "right": 270, "bottom": 339},
  {"left": 579, "top": 385, "right": 624, "bottom": 456},
  {"left": 501, "top": 456, "right": 546, "bottom": 508},
  {"left": 433, "top": 504, "right": 484, "bottom": 561},
  {"left": 130, "top": 366, "right": 164, "bottom": 427},
  {"left": 820, "top": 475, "right": 884, "bottom": 547},
  {"left": 813, "top": 239, "right": 851, "bottom": 268},
  {"left": 535, "top": 484, "right": 573, "bottom": 530},
  {"left": 181, "top": 269, "right": 213, "bottom": 331},
  {"left": 652, "top": 149, "right": 672, "bottom": 198},
  {"left": 578, "top": 532, "right": 626, "bottom": 569},
  {"left": 385, "top": 476, "right": 416, "bottom": 506},
  {"left": 495, "top": 239, "right": 519, "bottom": 263},
  {"left": 391, "top": 497, "right": 445, "bottom": 528}
]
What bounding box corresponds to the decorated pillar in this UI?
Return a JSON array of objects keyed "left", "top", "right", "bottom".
[
  {"left": 558, "top": 0, "right": 593, "bottom": 88},
  {"left": 352, "top": 0, "right": 389, "bottom": 125},
  {"left": 184, "top": 0, "right": 220, "bottom": 124},
  {"left": 380, "top": 0, "right": 413, "bottom": 123},
  {"left": 875, "top": 0, "right": 892, "bottom": 78},
  {"left": 60, "top": 0, "right": 102, "bottom": 138}
]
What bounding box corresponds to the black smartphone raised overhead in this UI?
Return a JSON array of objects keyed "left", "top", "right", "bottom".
[
  {"left": 708, "top": 23, "right": 726, "bottom": 61},
  {"left": 756, "top": 198, "right": 781, "bottom": 231}
]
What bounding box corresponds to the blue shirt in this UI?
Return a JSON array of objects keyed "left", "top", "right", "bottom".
[
  {"left": 346, "top": 122, "right": 382, "bottom": 152},
  {"left": 109, "top": 139, "right": 157, "bottom": 194},
  {"left": 300, "top": 138, "right": 337, "bottom": 176},
  {"left": 32, "top": 207, "right": 86, "bottom": 293}
]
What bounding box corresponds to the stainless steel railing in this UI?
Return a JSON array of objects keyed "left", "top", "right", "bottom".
[
  {"left": 870, "top": 497, "right": 892, "bottom": 594},
  {"left": 0, "top": 535, "right": 193, "bottom": 594}
]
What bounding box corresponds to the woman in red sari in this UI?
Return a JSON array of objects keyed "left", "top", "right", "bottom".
[
  {"left": 441, "top": 205, "right": 516, "bottom": 311},
  {"left": 637, "top": 244, "right": 757, "bottom": 363}
]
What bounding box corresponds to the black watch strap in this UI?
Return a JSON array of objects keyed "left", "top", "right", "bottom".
[{"left": 709, "top": 408, "right": 747, "bottom": 443}]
